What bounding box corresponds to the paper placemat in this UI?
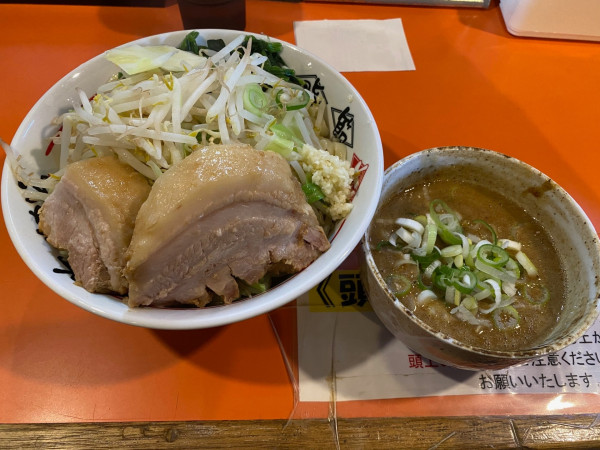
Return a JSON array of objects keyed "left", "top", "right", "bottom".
[
  {"left": 294, "top": 19, "right": 416, "bottom": 72},
  {"left": 297, "top": 269, "right": 600, "bottom": 402}
]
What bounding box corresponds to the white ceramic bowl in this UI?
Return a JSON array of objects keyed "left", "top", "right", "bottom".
[
  {"left": 1, "top": 30, "right": 383, "bottom": 329},
  {"left": 362, "top": 146, "right": 600, "bottom": 370}
]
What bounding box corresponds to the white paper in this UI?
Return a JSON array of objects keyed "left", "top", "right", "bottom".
[
  {"left": 293, "top": 19, "right": 416, "bottom": 72},
  {"left": 297, "top": 280, "right": 600, "bottom": 402}
]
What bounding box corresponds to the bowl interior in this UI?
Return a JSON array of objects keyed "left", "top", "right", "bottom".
[
  {"left": 367, "top": 146, "right": 600, "bottom": 358},
  {"left": 1, "top": 30, "right": 383, "bottom": 329}
]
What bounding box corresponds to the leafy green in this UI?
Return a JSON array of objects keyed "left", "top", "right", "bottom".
[
  {"left": 242, "top": 36, "right": 305, "bottom": 86},
  {"left": 201, "top": 39, "right": 227, "bottom": 54},
  {"left": 178, "top": 31, "right": 200, "bottom": 54}
]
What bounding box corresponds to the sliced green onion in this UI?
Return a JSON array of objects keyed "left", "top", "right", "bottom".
[
  {"left": 413, "top": 215, "right": 428, "bottom": 227},
  {"left": 417, "top": 270, "right": 433, "bottom": 290},
  {"left": 433, "top": 265, "right": 455, "bottom": 290},
  {"left": 416, "top": 289, "right": 437, "bottom": 304},
  {"left": 265, "top": 134, "right": 295, "bottom": 158},
  {"left": 396, "top": 227, "right": 421, "bottom": 248},
  {"left": 461, "top": 295, "right": 478, "bottom": 311},
  {"left": 453, "top": 268, "right": 477, "bottom": 294},
  {"left": 441, "top": 244, "right": 463, "bottom": 258},
  {"left": 470, "top": 239, "right": 492, "bottom": 260},
  {"left": 395, "top": 218, "right": 425, "bottom": 234},
  {"left": 243, "top": 84, "right": 268, "bottom": 116},
  {"left": 270, "top": 123, "right": 304, "bottom": 146},
  {"left": 454, "top": 254, "right": 464, "bottom": 268},
  {"left": 473, "top": 288, "right": 492, "bottom": 301},
  {"left": 445, "top": 286, "right": 457, "bottom": 304},
  {"left": 523, "top": 280, "right": 550, "bottom": 305},
  {"left": 424, "top": 221, "right": 438, "bottom": 254},
  {"left": 477, "top": 244, "right": 509, "bottom": 268},
  {"left": 411, "top": 247, "right": 441, "bottom": 266},
  {"left": 474, "top": 257, "right": 517, "bottom": 283},
  {"left": 516, "top": 250, "right": 538, "bottom": 277},
  {"left": 454, "top": 232, "right": 470, "bottom": 259},
  {"left": 492, "top": 305, "right": 520, "bottom": 330},
  {"left": 505, "top": 257, "right": 521, "bottom": 279},
  {"left": 429, "top": 199, "right": 462, "bottom": 245},
  {"left": 478, "top": 279, "right": 502, "bottom": 314},
  {"left": 502, "top": 281, "right": 517, "bottom": 297},
  {"left": 385, "top": 274, "right": 412, "bottom": 298},
  {"left": 473, "top": 219, "right": 497, "bottom": 245},
  {"left": 423, "top": 259, "right": 442, "bottom": 279},
  {"left": 275, "top": 88, "right": 310, "bottom": 111},
  {"left": 302, "top": 181, "right": 325, "bottom": 204},
  {"left": 498, "top": 238, "right": 522, "bottom": 252}
]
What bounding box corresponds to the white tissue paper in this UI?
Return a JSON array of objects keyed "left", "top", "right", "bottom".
[{"left": 293, "top": 19, "right": 416, "bottom": 72}]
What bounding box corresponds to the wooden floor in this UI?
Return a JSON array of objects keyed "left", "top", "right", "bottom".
[{"left": 1, "top": 415, "right": 600, "bottom": 448}]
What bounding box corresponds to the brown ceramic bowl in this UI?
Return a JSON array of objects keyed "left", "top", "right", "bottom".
[{"left": 361, "top": 146, "right": 600, "bottom": 370}]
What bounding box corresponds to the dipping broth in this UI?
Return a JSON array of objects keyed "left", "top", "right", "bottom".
[{"left": 369, "top": 173, "right": 566, "bottom": 352}]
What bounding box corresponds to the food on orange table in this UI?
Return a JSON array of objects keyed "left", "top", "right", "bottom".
[
  {"left": 369, "top": 174, "right": 566, "bottom": 352},
  {"left": 5, "top": 32, "right": 357, "bottom": 307},
  {"left": 124, "top": 143, "right": 330, "bottom": 307},
  {"left": 38, "top": 156, "right": 151, "bottom": 294}
]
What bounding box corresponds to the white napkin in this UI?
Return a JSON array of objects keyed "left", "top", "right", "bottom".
[{"left": 293, "top": 19, "right": 415, "bottom": 72}]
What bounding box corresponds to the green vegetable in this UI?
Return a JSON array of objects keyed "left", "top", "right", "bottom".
[
  {"left": 411, "top": 247, "right": 441, "bottom": 266},
  {"left": 429, "top": 199, "right": 462, "bottom": 245},
  {"left": 265, "top": 135, "right": 294, "bottom": 158},
  {"left": 178, "top": 31, "right": 200, "bottom": 54},
  {"left": 472, "top": 219, "right": 497, "bottom": 245},
  {"left": 105, "top": 44, "right": 205, "bottom": 75},
  {"left": 302, "top": 181, "right": 325, "bottom": 203},
  {"left": 477, "top": 244, "right": 509, "bottom": 268},
  {"left": 196, "top": 38, "right": 227, "bottom": 55},
  {"left": 275, "top": 88, "right": 310, "bottom": 111},
  {"left": 242, "top": 36, "right": 305, "bottom": 86},
  {"left": 238, "top": 275, "right": 271, "bottom": 297},
  {"left": 270, "top": 123, "right": 304, "bottom": 146},
  {"left": 523, "top": 280, "right": 550, "bottom": 305},
  {"left": 385, "top": 274, "right": 412, "bottom": 298},
  {"left": 432, "top": 266, "right": 476, "bottom": 294},
  {"left": 417, "top": 271, "right": 433, "bottom": 290},
  {"left": 492, "top": 306, "right": 520, "bottom": 330},
  {"left": 243, "top": 84, "right": 268, "bottom": 116}
]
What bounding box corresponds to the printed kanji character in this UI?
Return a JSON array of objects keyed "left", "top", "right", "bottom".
[
  {"left": 546, "top": 353, "right": 561, "bottom": 366},
  {"left": 408, "top": 354, "right": 424, "bottom": 368},
  {"left": 339, "top": 274, "right": 367, "bottom": 307},
  {"left": 493, "top": 374, "right": 510, "bottom": 390}
]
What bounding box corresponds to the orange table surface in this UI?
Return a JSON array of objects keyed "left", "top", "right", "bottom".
[{"left": 1, "top": 1, "right": 600, "bottom": 424}]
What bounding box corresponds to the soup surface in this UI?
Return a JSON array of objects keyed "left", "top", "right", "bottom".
[{"left": 369, "top": 174, "right": 565, "bottom": 352}]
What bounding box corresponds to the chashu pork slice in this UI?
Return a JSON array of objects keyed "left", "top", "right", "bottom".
[
  {"left": 39, "top": 156, "right": 151, "bottom": 294},
  {"left": 125, "top": 143, "right": 331, "bottom": 308}
]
